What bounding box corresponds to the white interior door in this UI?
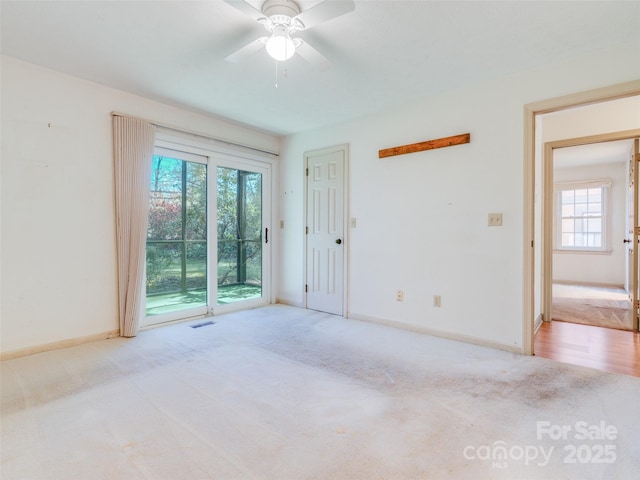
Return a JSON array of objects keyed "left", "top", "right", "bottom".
[
  {"left": 627, "top": 139, "right": 640, "bottom": 330},
  {"left": 305, "top": 146, "right": 346, "bottom": 316},
  {"left": 625, "top": 144, "right": 634, "bottom": 294}
]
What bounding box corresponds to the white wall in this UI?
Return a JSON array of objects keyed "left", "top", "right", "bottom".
[
  {"left": 279, "top": 42, "right": 640, "bottom": 351},
  {"left": 0, "top": 55, "right": 279, "bottom": 354},
  {"left": 552, "top": 162, "right": 627, "bottom": 286},
  {"left": 541, "top": 97, "right": 640, "bottom": 142}
]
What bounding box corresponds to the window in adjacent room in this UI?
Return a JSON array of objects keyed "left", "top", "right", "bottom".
[{"left": 555, "top": 180, "right": 610, "bottom": 252}]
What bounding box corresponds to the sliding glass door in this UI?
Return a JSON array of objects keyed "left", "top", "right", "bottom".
[
  {"left": 145, "top": 149, "right": 208, "bottom": 319},
  {"left": 144, "top": 147, "right": 271, "bottom": 325},
  {"left": 216, "top": 166, "right": 263, "bottom": 305},
  {"left": 214, "top": 160, "right": 270, "bottom": 311}
]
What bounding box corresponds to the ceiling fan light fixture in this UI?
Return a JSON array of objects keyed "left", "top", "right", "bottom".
[{"left": 265, "top": 26, "right": 296, "bottom": 61}]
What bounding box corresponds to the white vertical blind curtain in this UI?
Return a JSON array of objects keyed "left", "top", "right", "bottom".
[{"left": 113, "top": 115, "right": 156, "bottom": 337}]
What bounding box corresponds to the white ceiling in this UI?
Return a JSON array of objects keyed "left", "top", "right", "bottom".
[
  {"left": 1, "top": 0, "right": 639, "bottom": 135},
  {"left": 554, "top": 139, "right": 634, "bottom": 169}
]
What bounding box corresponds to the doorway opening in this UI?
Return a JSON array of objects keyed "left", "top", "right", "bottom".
[
  {"left": 540, "top": 133, "right": 640, "bottom": 333},
  {"left": 536, "top": 133, "right": 640, "bottom": 376},
  {"left": 549, "top": 138, "right": 636, "bottom": 332},
  {"left": 524, "top": 85, "right": 640, "bottom": 353},
  {"left": 524, "top": 83, "right": 640, "bottom": 374}
]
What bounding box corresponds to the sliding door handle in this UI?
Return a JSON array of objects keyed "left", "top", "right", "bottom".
[{"left": 265, "top": 228, "right": 269, "bottom": 244}]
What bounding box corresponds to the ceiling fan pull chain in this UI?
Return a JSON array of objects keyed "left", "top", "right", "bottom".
[{"left": 275, "top": 60, "right": 279, "bottom": 88}]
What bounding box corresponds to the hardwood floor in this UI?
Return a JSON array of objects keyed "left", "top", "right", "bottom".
[{"left": 534, "top": 320, "right": 640, "bottom": 377}]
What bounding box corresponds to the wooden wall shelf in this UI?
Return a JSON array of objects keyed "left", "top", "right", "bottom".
[{"left": 379, "top": 133, "right": 470, "bottom": 158}]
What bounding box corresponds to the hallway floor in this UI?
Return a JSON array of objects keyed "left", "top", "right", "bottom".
[{"left": 535, "top": 320, "right": 640, "bottom": 377}]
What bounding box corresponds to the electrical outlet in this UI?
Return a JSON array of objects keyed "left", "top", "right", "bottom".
[
  {"left": 396, "top": 290, "right": 404, "bottom": 302},
  {"left": 433, "top": 295, "right": 441, "bottom": 307},
  {"left": 280, "top": 220, "right": 285, "bottom": 229},
  {"left": 488, "top": 213, "right": 503, "bottom": 227},
  {"left": 351, "top": 218, "right": 357, "bottom": 228}
]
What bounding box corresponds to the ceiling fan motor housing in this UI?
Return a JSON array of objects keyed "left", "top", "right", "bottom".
[
  {"left": 223, "top": 0, "right": 354, "bottom": 68},
  {"left": 261, "top": 0, "right": 301, "bottom": 29}
]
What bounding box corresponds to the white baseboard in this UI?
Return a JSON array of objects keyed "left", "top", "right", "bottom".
[
  {"left": 534, "top": 313, "right": 544, "bottom": 333},
  {"left": 276, "top": 298, "right": 304, "bottom": 308},
  {"left": 1, "top": 330, "right": 120, "bottom": 361},
  {"left": 553, "top": 280, "right": 624, "bottom": 289},
  {"left": 347, "top": 312, "right": 522, "bottom": 354}
]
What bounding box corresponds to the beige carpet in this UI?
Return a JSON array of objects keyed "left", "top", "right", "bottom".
[
  {"left": 552, "top": 284, "right": 633, "bottom": 331},
  {"left": 2, "top": 305, "right": 640, "bottom": 479}
]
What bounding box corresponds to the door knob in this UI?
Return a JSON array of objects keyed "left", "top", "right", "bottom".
[
  {"left": 335, "top": 238, "right": 342, "bottom": 245},
  {"left": 624, "top": 239, "right": 632, "bottom": 243}
]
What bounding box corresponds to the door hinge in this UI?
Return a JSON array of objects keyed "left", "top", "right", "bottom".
[
  {"left": 305, "top": 226, "right": 309, "bottom": 235},
  {"left": 306, "top": 167, "right": 309, "bottom": 176},
  {"left": 305, "top": 284, "right": 308, "bottom": 293},
  {"left": 635, "top": 226, "right": 640, "bottom": 236},
  {"left": 635, "top": 300, "right": 640, "bottom": 309}
]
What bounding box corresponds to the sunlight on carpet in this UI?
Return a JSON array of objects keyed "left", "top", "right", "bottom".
[{"left": 552, "top": 284, "right": 633, "bottom": 331}]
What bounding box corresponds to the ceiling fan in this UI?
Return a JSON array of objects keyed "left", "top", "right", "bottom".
[{"left": 223, "top": 0, "right": 355, "bottom": 70}]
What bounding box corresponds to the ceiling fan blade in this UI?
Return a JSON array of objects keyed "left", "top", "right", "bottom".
[
  {"left": 225, "top": 37, "right": 268, "bottom": 63},
  {"left": 294, "top": 0, "right": 355, "bottom": 29},
  {"left": 222, "top": 0, "right": 266, "bottom": 22},
  {"left": 295, "top": 40, "right": 331, "bottom": 71}
]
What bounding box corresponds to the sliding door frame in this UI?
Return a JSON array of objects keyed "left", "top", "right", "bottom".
[
  {"left": 141, "top": 146, "right": 209, "bottom": 327},
  {"left": 212, "top": 155, "right": 272, "bottom": 315}
]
